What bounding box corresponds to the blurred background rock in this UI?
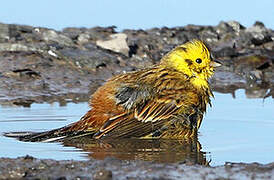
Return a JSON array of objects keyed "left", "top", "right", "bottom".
[{"left": 0, "top": 0, "right": 273, "bottom": 105}]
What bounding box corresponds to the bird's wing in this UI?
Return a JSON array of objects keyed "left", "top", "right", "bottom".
[{"left": 93, "top": 84, "right": 199, "bottom": 139}]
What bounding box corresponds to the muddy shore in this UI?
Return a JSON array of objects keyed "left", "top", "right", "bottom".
[
  {"left": 0, "top": 21, "right": 273, "bottom": 106},
  {"left": 0, "top": 21, "right": 274, "bottom": 179},
  {"left": 0, "top": 156, "right": 274, "bottom": 180}
]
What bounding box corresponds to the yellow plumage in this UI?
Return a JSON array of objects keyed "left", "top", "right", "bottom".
[{"left": 160, "top": 39, "right": 216, "bottom": 88}]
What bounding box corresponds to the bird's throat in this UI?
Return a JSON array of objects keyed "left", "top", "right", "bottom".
[{"left": 191, "top": 77, "right": 209, "bottom": 89}]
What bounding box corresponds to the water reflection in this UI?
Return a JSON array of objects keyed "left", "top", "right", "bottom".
[
  {"left": 213, "top": 85, "right": 273, "bottom": 99},
  {"left": 62, "top": 137, "right": 208, "bottom": 165},
  {"left": 0, "top": 90, "right": 273, "bottom": 165}
]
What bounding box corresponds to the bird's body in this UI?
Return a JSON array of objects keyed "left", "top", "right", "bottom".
[{"left": 7, "top": 39, "right": 220, "bottom": 142}]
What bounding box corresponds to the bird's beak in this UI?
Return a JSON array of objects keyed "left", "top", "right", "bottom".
[{"left": 210, "top": 60, "right": 222, "bottom": 68}]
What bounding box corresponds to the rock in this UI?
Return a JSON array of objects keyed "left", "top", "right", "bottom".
[
  {"left": 77, "top": 33, "right": 90, "bottom": 44},
  {"left": 178, "top": 30, "right": 200, "bottom": 42},
  {"left": 0, "top": 23, "right": 9, "bottom": 42},
  {"left": 60, "top": 44, "right": 121, "bottom": 70},
  {"left": 216, "top": 21, "right": 236, "bottom": 35},
  {"left": 227, "top": 21, "right": 245, "bottom": 33},
  {"left": 213, "top": 46, "right": 238, "bottom": 58},
  {"left": 0, "top": 24, "right": 42, "bottom": 43},
  {"left": 42, "top": 30, "right": 74, "bottom": 47},
  {"left": 246, "top": 24, "right": 266, "bottom": 34},
  {"left": 0, "top": 22, "right": 273, "bottom": 104},
  {"left": 0, "top": 43, "right": 38, "bottom": 52},
  {"left": 78, "top": 26, "right": 117, "bottom": 42},
  {"left": 245, "top": 22, "right": 272, "bottom": 45},
  {"left": 9, "top": 24, "right": 33, "bottom": 34},
  {"left": 96, "top": 33, "right": 129, "bottom": 56},
  {"left": 215, "top": 21, "right": 246, "bottom": 47},
  {"left": 5, "top": 69, "right": 41, "bottom": 79},
  {"left": 93, "top": 169, "right": 112, "bottom": 180},
  {"left": 253, "top": 21, "right": 266, "bottom": 28},
  {"left": 199, "top": 27, "right": 219, "bottom": 43},
  {"left": 62, "top": 27, "right": 85, "bottom": 40},
  {"left": 263, "top": 41, "right": 274, "bottom": 50},
  {"left": 216, "top": 21, "right": 245, "bottom": 35}
]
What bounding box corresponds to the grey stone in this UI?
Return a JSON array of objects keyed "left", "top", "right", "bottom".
[
  {"left": 0, "top": 23, "right": 9, "bottom": 41},
  {"left": 246, "top": 23, "right": 268, "bottom": 34},
  {"left": 245, "top": 22, "right": 272, "bottom": 45},
  {"left": 77, "top": 33, "right": 90, "bottom": 44},
  {"left": 42, "top": 30, "right": 74, "bottom": 46},
  {"left": 216, "top": 21, "right": 235, "bottom": 35},
  {"left": 0, "top": 43, "right": 38, "bottom": 52},
  {"left": 199, "top": 27, "right": 219, "bottom": 43},
  {"left": 227, "top": 20, "right": 245, "bottom": 33},
  {"left": 96, "top": 33, "right": 129, "bottom": 56}
]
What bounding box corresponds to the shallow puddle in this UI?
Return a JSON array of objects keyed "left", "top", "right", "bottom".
[{"left": 0, "top": 89, "right": 273, "bottom": 166}]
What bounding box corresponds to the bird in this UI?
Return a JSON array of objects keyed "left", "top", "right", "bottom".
[{"left": 6, "top": 39, "right": 221, "bottom": 142}]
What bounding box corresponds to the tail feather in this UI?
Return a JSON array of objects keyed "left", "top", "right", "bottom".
[
  {"left": 4, "top": 110, "right": 97, "bottom": 142},
  {"left": 3, "top": 125, "right": 96, "bottom": 142}
]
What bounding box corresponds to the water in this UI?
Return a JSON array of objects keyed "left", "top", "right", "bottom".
[
  {"left": 199, "top": 90, "right": 274, "bottom": 166},
  {"left": 0, "top": 90, "right": 273, "bottom": 166}
]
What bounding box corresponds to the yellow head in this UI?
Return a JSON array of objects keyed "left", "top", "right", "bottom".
[{"left": 160, "top": 39, "right": 220, "bottom": 87}]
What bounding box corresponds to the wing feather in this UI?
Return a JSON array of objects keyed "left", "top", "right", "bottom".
[
  {"left": 95, "top": 95, "right": 186, "bottom": 138},
  {"left": 90, "top": 69, "right": 201, "bottom": 139}
]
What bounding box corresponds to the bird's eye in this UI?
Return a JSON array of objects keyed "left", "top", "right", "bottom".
[{"left": 196, "top": 58, "right": 202, "bottom": 64}]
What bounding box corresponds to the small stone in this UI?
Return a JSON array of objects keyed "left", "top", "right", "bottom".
[
  {"left": 4, "top": 69, "right": 41, "bottom": 79},
  {"left": 96, "top": 33, "right": 129, "bottom": 56},
  {"left": 93, "top": 169, "right": 112, "bottom": 180},
  {"left": 42, "top": 30, "right": 73, "bottom": 46},
  {"left": 34, "top": 28, "right": 40, "bottom": 33},
  {"left": 48, "top": 50, "right": 58, "bottom": 57},
  {"left": 74, "top": 176, "right": 90, "bottom": 180},
  {"left": 227, "top": 21, "right": 245, "bottom": 33},
  {"left": 23, "top": 155, "right": 35, "bottom": 160},
  {"left": 262, "top": 41, "right": 274, "bottom": 50},
  {"left": 215, "top": 21, "right": 235, "bottom": 34},
  {"left": 77, "top": 33, "right": 90, "bottom": 44},
  {"left": 253, "top": 21, "right": 265, "bottom": 28}
]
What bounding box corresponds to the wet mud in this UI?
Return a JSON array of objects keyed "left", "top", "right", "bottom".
[{"left": 0, "top": 155, "right": 274, "bottom": 180}]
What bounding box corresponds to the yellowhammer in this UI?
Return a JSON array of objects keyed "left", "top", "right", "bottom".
[{"left": 8, "top": 39, "right": 221, "bottom": 142}]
